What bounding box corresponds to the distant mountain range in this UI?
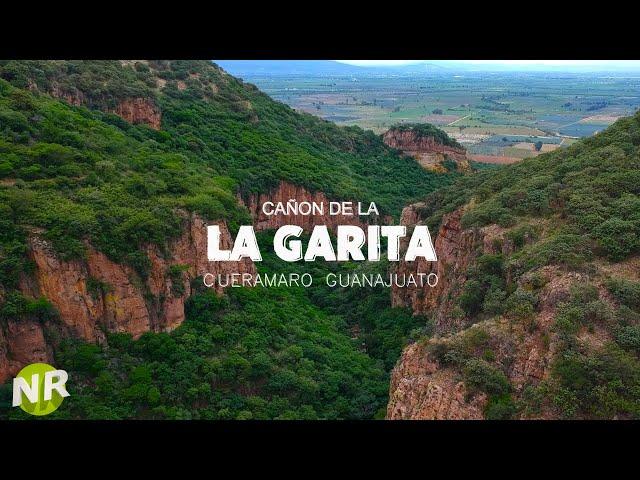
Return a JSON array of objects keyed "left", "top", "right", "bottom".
[
  {"left": 216, "top": 60, "right": 640, "bottom": 77},
  {"left": 215, "top": 60, "right": 464, "bottom": 77}
]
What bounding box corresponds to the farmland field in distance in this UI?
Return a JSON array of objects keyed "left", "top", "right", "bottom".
[{"left": 218, "top": 62, "right": 640, "bottom": 164}]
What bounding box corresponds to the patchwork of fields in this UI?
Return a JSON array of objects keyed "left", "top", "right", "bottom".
[{"left": 230, "top": 70, "right": 640, "bottom": 163}]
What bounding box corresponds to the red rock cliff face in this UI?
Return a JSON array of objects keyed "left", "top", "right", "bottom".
[
  {"left": 383, "top": 129, "right": 470, "bottom": 172},
  {"left": 391, "top": 205, "right": 478, "bottom": 330},
  {"left": 0, "top": 213, "right": 254, "bottom": 383},
  {"left": 391, "top": 205, "right": 519, "bottom": 333},
  {"left": 47, "top": 83, "right": 86, "bottom": 106},
  {"left": 387, "top": 204, "right": 616, "bottom": 419},
  {"left": 43, "top": 84, "right": 162, "bottom": 130},
  {"left": 240, "top": 181, "right": 376, "bottom": 232},
  {"left": 112, "top": 98, "right": 161, "bottom": 130},
  {"left": 387, "top": 341, "right": 486, "bottom": 419},
  {"left": 0, "top": 319, "right": 53, "bottom": 385},
  {"left": 387, "top": 205, "right": 523, "bottom": 419},
  {"left": 387, "top": 266, "right": 596, "bottom": 419}
]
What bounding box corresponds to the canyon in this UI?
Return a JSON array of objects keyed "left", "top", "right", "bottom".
[
  {"left": 2, "top": 60, "right": 637, "bottom": 420},
  {"left": 0, "top": 180, "right": 371, "bottom": 384}
]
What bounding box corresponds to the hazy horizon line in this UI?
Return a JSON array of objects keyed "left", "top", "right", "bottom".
[{"left": 335, "top": 60, "right": 640, "bottom": 71}]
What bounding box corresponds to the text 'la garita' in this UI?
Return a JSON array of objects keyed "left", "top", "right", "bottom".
[{"left": 207, "top": 225, "right": 437, "bottom": 262}]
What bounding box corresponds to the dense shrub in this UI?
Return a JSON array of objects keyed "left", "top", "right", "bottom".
[
  {"left": 551, "top": 345, "right": 640, "bottom": 419},
  {"left": 504, "top": 289, "right": 538, "bottom": 322},
  {"left": 417, "top": 111, "right": 640, "bottom": 264},
  {"left": 595, "top": 217, "right": 640, "bottom": 261},
  {"left": 606, "top": 278, "right": 640, "bottom": 311},
  {"left": 459, "top": 254, "right": 506, "bottom": 318},
  {"left": 463, "top": 358, "right": 511, "bottom": 396},
  {"left": 615, "top": 325, "right": 640, "bottom": 354},
  {"left": 553, "top": 283, "right": 613, "bottom": 338},
  {"left": 0, "top": 292, "right": 57, "bottom": 323},
  {"left": 485, "top": 394, "right": 517, "bottom": 420}
]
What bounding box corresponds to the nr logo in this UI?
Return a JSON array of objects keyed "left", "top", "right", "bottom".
[{"left": 12, "top": 363, "right": 70, "bottom": 416}]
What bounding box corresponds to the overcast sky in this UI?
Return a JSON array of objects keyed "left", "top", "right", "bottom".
[{"left": 337, "top": 60, "right": 640, "bottom": 69}]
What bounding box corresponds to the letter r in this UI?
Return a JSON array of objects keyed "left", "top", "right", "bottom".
[{"left": 44, "top": 370, "right": 70, "bottom": 401}]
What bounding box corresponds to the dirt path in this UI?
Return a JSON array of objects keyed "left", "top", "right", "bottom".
[{"left": 447, "top": 114, "right": 470, "bottom": 126}]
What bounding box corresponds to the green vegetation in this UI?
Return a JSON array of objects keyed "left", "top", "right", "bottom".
[
  {"left": 0, "top": 60, "right": 457, "bottom": 281},
  {"left": 606, "top": 278, "right": 640, "bottom": 311},
  {"left": 390, "top": 122, "right": 463, "bottom": 149},
  {"left": 35, "top": 286, "right": 389, "bottom": 420},
  {"left": 415, "top": 111, "right": 640, "bottom": 266},
  {"left": 0, "top": 60, "right": 456, "bottom": 213},
  {"left": 0, "top": 60, "right": 155, "bottom": 109},
  {"left": 0, "top": 292, "right": 57, "bottom": 323},
  {"left": 517, "top": 256, "right": 639, "bottom": 420},
  {"left": 411, "top": 111, "right": 640, "bottom": 420},
  {"left": 459, "top": 254, "right": 506, "bottom": 317},
  {"left": 427, "top": 327, "right": 515, "bottom": 419},
  {"left": 1, "top": 232, "right": 422, "bottom": 420},
  {"left": 551, "top": 345, "right": 640, "bottom": 419},
  {"left": 0, "top": 77, "right": 249, "bottom": 281},
  {"left": 254, "top": 232, "right": 427, "bottom": 371},
  {"left": 0, "top": 61, "right": 442, "bottom": 419},
  {"left": 2, "top": 61, "right": 639, "bottom": 420}
]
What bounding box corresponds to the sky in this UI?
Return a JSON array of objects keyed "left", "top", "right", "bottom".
[{"left": 337, "top": 60, "right": 640, "bottom": 69}]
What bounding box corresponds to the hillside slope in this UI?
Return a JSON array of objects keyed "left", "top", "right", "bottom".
[
  {"left": 0, "top": 60, "right": 454, "bottom": 418},
  {"left": 0, "top": 60, "right": 454, "bottom": 213},
  {"left": 388, "top": 112, "right": 640, "bottom": 419}
]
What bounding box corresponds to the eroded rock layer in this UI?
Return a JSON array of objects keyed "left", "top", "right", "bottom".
[
  {"left": 387, "top": 202, "right": 624, "bottom": 419},
  {"left": 0, "top": 214, "right": 254, "bottom": 383},
  {"left": 383, "top": 128, "right": 470, "bottom": 172}
]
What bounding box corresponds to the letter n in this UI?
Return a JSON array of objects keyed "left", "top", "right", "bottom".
[{"left": 12, "top": 374, "right": 39, "bottom": 407}]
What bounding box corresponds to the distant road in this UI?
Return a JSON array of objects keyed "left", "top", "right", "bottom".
[{"left": 447, "top": 114, "right": 470, "bottom": 126}]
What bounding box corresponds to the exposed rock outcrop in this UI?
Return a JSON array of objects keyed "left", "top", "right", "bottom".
[
  {"left": 391, "top": 203, "right": 525, "bottom": 332},
  {"left": 112, "top": 98, "right": 161, "bottom": 129},
  {"left": 0, "top": 213, "right": 254, "bottom": 383},
  {"left": 387, "top": 203, "right": 619, "bottom": 419},
  {"left": 383, "top": 127, "right": 470, "bottom": 173},
  {"left": 387, "top": 267, "right": 592, "bottom": 419},
  {"left": 0, "top": 319, "right": 52, "bottom": 385},
  {"left": 48, "top": 83, "right": 86, "bottom": 106},
  {"left": 29, "top": 214, "right": 253, "bottom": 340},
  {"left": 43, "top": 84, "right": 162, "bottom": 129},
  {"left": 387, "top": 341, "right": 486, "bottom": 419},
  {"left": 392, "top": 206, "right": 486, "bottom": 332}
]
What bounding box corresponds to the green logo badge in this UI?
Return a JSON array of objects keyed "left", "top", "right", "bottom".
[{"left": 12, "top": 363, "right": 70, "bottom": 416}]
